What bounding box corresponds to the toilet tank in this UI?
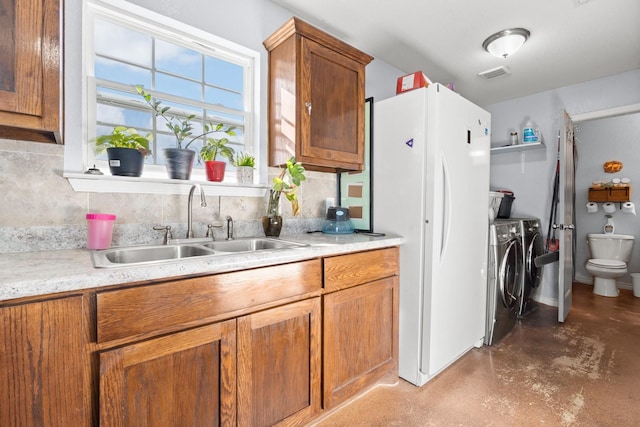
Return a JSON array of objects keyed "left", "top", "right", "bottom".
[{"left": 587, "top": 234, "right": 635, "bottom": 262}]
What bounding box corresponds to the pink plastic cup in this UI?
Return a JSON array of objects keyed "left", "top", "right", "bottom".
[{"left": 86, "top": 213, "right": 116, "bottom": 249}]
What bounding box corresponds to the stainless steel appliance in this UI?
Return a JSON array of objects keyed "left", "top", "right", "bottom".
[
  {"left": 373, "top": 84, "right": 491, "bottom": 385},
  {"left": 485, "top": 221, "right": 522, "bottom": 345},
  {"left": 518, "top": 218, "right": 544, "bottom": 316}
]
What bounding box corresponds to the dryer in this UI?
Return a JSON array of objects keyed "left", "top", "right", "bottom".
[
  {"left": 518, "top": 218, "right": 544, "bottom": 316},
  {"left": 485, "top": 221, "right": 522, "bottom": 346}
]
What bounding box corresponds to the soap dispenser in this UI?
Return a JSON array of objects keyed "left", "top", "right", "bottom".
[{"left": 604, "top": 215, "right": 615, "bottom": 234}]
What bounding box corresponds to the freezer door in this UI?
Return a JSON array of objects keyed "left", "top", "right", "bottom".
[
  {"left": 421, "top": 85, "right": 491, "bottom": 377},
  {"left": 373, "top": 88, "right": 429, "bottom": 385}
]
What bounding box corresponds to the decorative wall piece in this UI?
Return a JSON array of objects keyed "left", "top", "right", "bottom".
[
  {"left": 603, "top": 160, "right": 623, "bottom": 173},
  {"left": 338, "top": 98, "right": 373, "bottom": 232}
]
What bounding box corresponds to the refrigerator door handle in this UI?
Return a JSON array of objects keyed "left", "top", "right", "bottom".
[{"left": 440, "top": 155, "right": 450, "bottom": 258}]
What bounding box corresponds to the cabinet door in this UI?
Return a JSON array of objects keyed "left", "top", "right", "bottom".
[
  {"left": 237, "top": 298, "right": 321, "bottom": 427},
  {"left": 323, "top": 277, "right": 399, "bottom": 408},
  {"left": 0, "top": 0, "right": 61, "bottom": 143},
  {"left": 298, "top": 37, "right": 365, "bottom": 171},
  {"left": 100, "top": 320, "right": 236, "bottom": 427},
  {"left": 0, "top": 296, "right": 89, "bottom": 427}
]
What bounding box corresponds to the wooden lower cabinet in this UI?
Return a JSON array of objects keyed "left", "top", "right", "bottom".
[
  {"left": 1, "top": 247, "right": 399, "bottom": 426},
  {"left": 323, "top": 277, "right": 399, "bottom": 408},
  {"left": 237, "top": 297, "right": 321, "bottom": 427},
  {"left": 322, "top": 247, "right": 400, "bottom": 409},
  {"left": 0, "top": 296, "right": 90, "bottom": 427},
  {"left": 99, "top": 296, "right": 322, "bottom": 427},
  {"left": 99, "top": 319, "right": 237, "bottom": 427}
]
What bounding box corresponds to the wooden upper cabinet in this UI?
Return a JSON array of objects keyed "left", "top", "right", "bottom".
[
  {"left": 0, "top": 0, "right": 62, "bottom": 144},
  {"left": 264, "top": 17, "right": 373, "bottom": 172}
]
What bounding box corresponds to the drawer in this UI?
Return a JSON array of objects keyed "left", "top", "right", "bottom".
[
  {"left": 324, "top": 247, "right": 399, "bottom": 292},
  {"left": 609, "top": 187, "right": 631, "bottom": 201},
  {"left": 587, "top": 188, "right": 609, "bottom": 202},
  {"left": 96, "top": 259, "right": 321, "bottom": 343}
]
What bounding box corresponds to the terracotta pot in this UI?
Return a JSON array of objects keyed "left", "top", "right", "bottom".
[
  {"left": 205, "top": 160, "right": 226, "bottom": 182},
  {"left": 262, "top": 215, "right": 283, "bottom": 237},
  {"left": 163, "top": 148, "right": 195, "bottom": 180}
]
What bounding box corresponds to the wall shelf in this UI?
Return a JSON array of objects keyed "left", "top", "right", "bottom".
[
  {"left": 490, "top": 141, "right": 545, "bottom": 154},
  {"left": 588, "top": 187, "right": 631, "bottom": 203}
]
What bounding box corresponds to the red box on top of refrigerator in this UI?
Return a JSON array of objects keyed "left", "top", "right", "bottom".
[{"left": 396, "top": 71, "right": 431, "bottom": 94}]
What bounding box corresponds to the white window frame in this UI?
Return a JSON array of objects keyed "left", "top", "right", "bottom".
[{"left": 63, "top": 0, "right": 264, "bottom": 197}]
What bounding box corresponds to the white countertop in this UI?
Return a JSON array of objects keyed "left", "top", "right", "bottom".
[{"left": 0, "top": 233, "right": 404, "bottom": 302}]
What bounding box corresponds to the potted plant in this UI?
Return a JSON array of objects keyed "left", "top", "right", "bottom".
[
  {"left": 137, "top": 85, "right": 224, "bottom": 180},
  {"left": 94, "top": 126, "right": 151, "bottom": 177},
  {"left": 263, "top": 157, "right": 306, "bottom": 237},
  {"left": 234, "top": 151, "right": 255, "bottom": 184},
  {"left": 199, "top": 124, "right": 236, "bottom": 182}
]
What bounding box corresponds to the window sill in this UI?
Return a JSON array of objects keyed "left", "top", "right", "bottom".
[{"left": 64, "top": 173, "right": 268, "bottom": 197}]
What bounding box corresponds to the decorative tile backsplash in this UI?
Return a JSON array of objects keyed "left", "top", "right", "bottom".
[{"left": 0, "top": 139, "right": 333, "bottom": 253}]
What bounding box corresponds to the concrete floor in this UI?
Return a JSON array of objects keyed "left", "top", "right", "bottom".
[{"left": 316, "top": 283, "right": 640, "bottom": 426}]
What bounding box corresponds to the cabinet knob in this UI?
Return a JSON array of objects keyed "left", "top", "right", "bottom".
[{"left": 305, "top": 102, "right": 312, "bottom": 115}]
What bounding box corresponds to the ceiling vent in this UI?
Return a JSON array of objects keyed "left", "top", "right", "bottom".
[{"left": 479, "top": 66, "right": 511, "bottom": 80}]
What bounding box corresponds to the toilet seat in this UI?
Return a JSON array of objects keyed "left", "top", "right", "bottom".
[{"left": 587, "top": 259, "right": 626, "bottom": 269}]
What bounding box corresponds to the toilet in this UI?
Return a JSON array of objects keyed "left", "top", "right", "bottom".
[{"left": 585, "top": 234, "right": 635, "bottom": 297}]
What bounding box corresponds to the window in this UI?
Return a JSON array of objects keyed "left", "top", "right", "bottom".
[{"left": 64, "top": 0, "right": 261, "bottom": 194}]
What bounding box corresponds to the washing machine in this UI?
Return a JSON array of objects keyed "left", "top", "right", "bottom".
[
  {"left": 485, "top": 221, "right": 523, "bottom": 346},
  {"left": 518, "top": 218, "right": 544, "bottom": 316}
]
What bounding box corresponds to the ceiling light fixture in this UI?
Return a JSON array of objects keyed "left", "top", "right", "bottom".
[{"left": 482, "top": 28, "right": 530, "bottom": 58}]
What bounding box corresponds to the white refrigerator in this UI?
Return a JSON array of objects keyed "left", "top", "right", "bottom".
[{"left": 373, "top": 84, "right": 491, "bottom": 386}]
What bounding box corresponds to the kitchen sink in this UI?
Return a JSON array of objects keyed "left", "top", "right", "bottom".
[
  {"left": 94, "top": 244, "right": 216, "bottom": 267},
  {"left": 202, "top": 238, "right": 307, "bottom": 253},
  {"left": 90, "top": 238, "right": 308, "bottom": 268}
]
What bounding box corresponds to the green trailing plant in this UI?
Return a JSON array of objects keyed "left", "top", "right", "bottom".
[
  {"left": 234, "top": 151, "right": 255, "bottom": 168},
  {"left": 136, "top": 85, "right": 225, "bottom": 151},
  {"left": 199, "top": 123, "right": 237, "bottom": 162},
  {"left": 267, "top": 157, "right": 306, "bottom": 216},
  {"left": 94, "top": 126, "right": 151, "bottom": 157}
]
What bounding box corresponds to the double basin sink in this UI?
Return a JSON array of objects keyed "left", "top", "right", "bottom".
[{"left": 91, "top": 237, "right": 308, "bottom": 268}]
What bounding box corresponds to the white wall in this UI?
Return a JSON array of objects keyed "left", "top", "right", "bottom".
[{"left": 486, "top": 69, "right": 640, "bottom": 305}]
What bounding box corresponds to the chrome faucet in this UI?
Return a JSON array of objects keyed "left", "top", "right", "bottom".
[
  {"left": 225, "top": 215, "right": 234, "bottom": 240},
  {"left": 187, "top": 184, "right": 207, "bottom": 238},
  {"left": 153, "top": 225, "right": 173, "bottom": 245}
]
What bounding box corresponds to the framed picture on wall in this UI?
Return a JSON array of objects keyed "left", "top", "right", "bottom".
[{"left": 338, "top": 97, "right": 374, "bottom": 232}]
